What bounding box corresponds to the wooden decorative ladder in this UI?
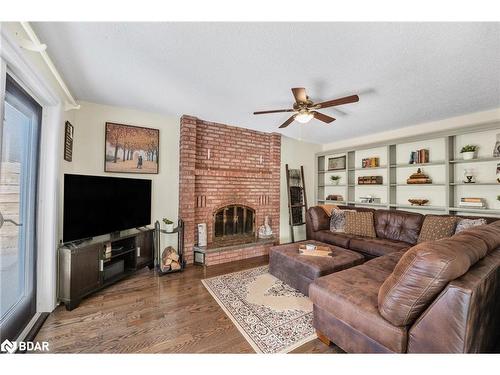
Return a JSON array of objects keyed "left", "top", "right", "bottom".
[{"left": 285, "top": 164, "right": 308, "bottom": 243}]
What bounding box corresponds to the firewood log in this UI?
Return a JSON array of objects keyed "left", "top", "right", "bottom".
[{"left": 168, "top": 252, "right": 179, "bottom": 262}]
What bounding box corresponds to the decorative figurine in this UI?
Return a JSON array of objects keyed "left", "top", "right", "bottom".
[
  {"left": 463, "top": 169, "right": 475, "bottom": 183},
  {"left": 258, "top": 216, "right": 273, "bottom": 239}
]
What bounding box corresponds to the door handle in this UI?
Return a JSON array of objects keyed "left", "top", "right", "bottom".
[{"left": 0, "top": 211, "right": 22, "bottom": 229}]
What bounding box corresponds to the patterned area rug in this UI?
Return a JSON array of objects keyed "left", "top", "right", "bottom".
[{"left": 202, "top": 265, "right": 315, "bottom": 353}]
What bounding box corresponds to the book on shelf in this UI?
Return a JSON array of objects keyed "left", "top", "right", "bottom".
[
  {"left": 460, "top": 197, "right": 483, "bottom": 203},
  {"left": 458, "top": 198, "right": 486, "bottom": 208},
  {"left": 459, "top": 202, "right": 485, "bottom": 207},
  {"left": 406, "top": 178, "right": 432, "bottom": 184},
  {"left": 409, "top": 149, "right": 430, "bottom": 164}
]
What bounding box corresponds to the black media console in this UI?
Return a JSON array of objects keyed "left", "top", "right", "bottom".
[{"left": 58, "top": 228, "right": 154, "bottom": 310}]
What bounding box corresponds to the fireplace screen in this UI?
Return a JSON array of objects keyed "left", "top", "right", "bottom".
[{"left": 214, "top": 205, "right": 255, "bottom": 239}]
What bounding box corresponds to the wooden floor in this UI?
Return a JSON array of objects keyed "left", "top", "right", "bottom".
[{"left": 35, "top": 256, "right": 342, "bottom": 353}]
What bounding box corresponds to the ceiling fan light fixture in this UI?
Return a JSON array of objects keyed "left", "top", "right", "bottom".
[{"left": 295, "top": 111, "right": 314, "bottom": 124}]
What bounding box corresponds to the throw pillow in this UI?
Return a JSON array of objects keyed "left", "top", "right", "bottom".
[
  {"left": 318, "top": 204, "right": 338, "bottom": 217},
  {"left": 344, "top": 211, "right": 376, "bottom": 238},
  {"left": 329, "top": 209, "right": 355, "bottom": 232},
  {"left": 417, "top": 215, "right": 457, "bottom": 243},
  {"left": 455, "top": 218, "right": 487, "bottom": 234}
]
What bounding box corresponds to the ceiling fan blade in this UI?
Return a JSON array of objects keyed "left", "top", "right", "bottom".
[
  {"left": 316, "top": 94, "right": 359, "bottom": 109},
  {"left": 312, "top": 111, "right": 336, "bottom": 123},
  {"left": 253, "top": 109, "right": 295, "bottom": 115},
  {"left": 291, "top": 87, "right": 307, "bottom": 103},
  {"left": 279, "top": 115, "right": 296, "bottom": 128}
]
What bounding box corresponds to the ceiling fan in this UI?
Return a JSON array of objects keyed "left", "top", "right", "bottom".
[{"left": 253, "top": 87, "right": 359, "bottom": 128}]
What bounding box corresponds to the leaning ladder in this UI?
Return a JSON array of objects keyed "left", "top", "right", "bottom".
[{"left": 285, "top": 164, "right": 308, "bottom": 243}]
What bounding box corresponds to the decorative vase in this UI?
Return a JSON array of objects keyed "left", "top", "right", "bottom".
[
  {"left": 463, "top": 169, "right": 475, "bottom": 183},
  {"left": 333, "top": 180, "right": 339, "bottom": 185},
  {"left": 462, "top": 151, "right": 476, "bottom": 160},
  {"left": 165, "top": 223, "right": 174, "bottom": 232},
  {"left": 197, "top": 223, "right": 207, "bottom": 247},
  {"left": 258, "top": 216, "right": 273, "bottom": 239}
]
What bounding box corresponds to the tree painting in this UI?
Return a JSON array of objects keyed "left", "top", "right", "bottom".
[{"left": 105, "top": 122, "right": 159, "bottom": 174}]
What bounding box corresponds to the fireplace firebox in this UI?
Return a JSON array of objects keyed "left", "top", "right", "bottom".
[{"left": 213, "top": 205, "right": 255, "bottom": 242}]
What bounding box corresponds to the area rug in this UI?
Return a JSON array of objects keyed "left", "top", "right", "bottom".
[{"left": 201, "top": 265, "right": 315, "bottom": 353}]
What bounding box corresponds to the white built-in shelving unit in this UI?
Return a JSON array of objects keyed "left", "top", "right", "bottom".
[{"left": 315, "top": 122, "right": 500, "bottom": 217}]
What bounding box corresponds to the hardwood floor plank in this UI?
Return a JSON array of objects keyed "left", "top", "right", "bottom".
[{"left": 35, "top": 256, "right": 341, "bottom": 354}]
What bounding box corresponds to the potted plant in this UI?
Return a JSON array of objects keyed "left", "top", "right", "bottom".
[
  {"left": 330, "top": 175, "right": 341, "bottom": 185},
  {"left": 163, "top": 218, "right": 175, "bottom": 232},
  {"left": 460, "top": 145, "right": 478, "bottom": 160}
]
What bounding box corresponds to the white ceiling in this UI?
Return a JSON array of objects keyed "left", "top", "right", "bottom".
[{"left": 32, "top": 22, "right": 500, "bottom": 144}]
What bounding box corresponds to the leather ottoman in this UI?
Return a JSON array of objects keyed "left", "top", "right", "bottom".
[{"left": 269, "top": 240, "right": 365, "bottom": 296}]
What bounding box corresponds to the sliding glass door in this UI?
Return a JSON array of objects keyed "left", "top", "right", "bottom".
[{"left": 0, "top": 73, "right": 41, "bottom": 341}]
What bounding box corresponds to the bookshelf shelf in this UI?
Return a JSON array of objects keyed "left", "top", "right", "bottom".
[
  {"left": 450, "top": 182, "right": 499, "bottom": 186},
  {"left": 353, "top": 166, "right": 387, "bottom": 171},
  {"left": 389, "top": 204, "right": 447, "bottom": 211},
  {"left": 449, "top": 207, "right": 500, "bottom": 215},
  {"left": 390, "top": 183, "right": 446, "bottom": 187},
  {"left": 449, "top": 157, "right": 500, "bottom": 164},
  {"left": 315, "top": 123, "right": 500, "bottom": 217},
  {"left": 390, "top": 161, "right": 445, "bottom": 168},
  {"left": 348, "top": 201, "right": 388, "bottom": 207}
]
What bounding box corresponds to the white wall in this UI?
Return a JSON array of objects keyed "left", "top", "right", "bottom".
[
  {"left": 322, "top": 108, "right": 500, "bottom": 151},
  {"left": 280, "top": 136, "right": 322, "bottom": 243},
  {"left": 1, "top": 22, "right": 68, "bottom": 312},
  {"left": 58, "top": 101, "right": 180, "bottom": 242}
]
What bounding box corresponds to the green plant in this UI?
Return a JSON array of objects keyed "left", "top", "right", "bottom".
[
  {"left": 330, "top": 175, "right": 341, "bottom": 181},
  {"left": 460, "top": 145, "right": 478, "bottom": 153},
  {"left": 497, "top": 195, "right": 500, "bottom": 202},
  {"left": 162, "top": 218, "right": 174, "bottom": 225}
]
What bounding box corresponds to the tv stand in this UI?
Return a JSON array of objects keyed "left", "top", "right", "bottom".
[{"left": 58, "top": 228, "right": 154, "bottom": 310}]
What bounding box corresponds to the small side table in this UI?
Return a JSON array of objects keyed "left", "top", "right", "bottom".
[{"left": 154, "top": 218, "right": 185, "bottom": 276}]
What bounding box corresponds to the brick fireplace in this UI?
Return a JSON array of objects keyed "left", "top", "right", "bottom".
[{"left": 179, "top": 115, "right": 281, "bottom": 265}]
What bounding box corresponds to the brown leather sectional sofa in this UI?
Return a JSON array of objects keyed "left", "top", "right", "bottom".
[{"left": 306, "top": 206, "right": 500, "bottom": 353}]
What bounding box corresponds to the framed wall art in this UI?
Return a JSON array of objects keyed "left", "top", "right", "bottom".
[
  {"left": 105, "top": 122, "right": 159, "bottom": 174},
  {"left": 327, "top": 155, "right": 346, "bottom": 171}
]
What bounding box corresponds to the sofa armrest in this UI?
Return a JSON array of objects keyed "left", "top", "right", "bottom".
[
  {"left": 306, "top": 207, "right": 330, "bottom": 234},
  {"left": 407, "top": 249, "right": 500, "bottom": 353}
]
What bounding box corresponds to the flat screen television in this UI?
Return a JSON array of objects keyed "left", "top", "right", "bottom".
[{"left": 63, "top": 174, "right": 152, "bottom": 243}]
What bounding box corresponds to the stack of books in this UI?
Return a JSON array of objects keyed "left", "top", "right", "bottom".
[
  {"left": 358, "top": 176, "right": 383, "bottom": 185},
  {"left": 409, "top": 149, "right": 430, "bottom": 164},
  {"left": 459, "top": 198, "right": 487, "bottom": 209}
]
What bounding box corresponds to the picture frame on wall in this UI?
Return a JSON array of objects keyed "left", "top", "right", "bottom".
[
  {"left": 104, "top": 122, "right": 160, "bottom": 174},
  {"left": 64, "top": 121, "right": 74, "bottom": 162},
  {"left": 327, "top": 155, "right": 346, "bottom": 171}
]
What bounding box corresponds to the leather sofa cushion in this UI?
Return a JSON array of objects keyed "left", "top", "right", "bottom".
[
  {"left": 307, "top": 207, "right": 331, "bottom": 232},
  {"left": 417, "top": 215, "right": 457, "bottom": 243},
  {"left": 315, "top": 230, "right": 356, "bottom": 248},
  {"left": 460, "top": 222, "right": 500, "bottom": 253},
  {"left": 378, "top": 233, "right": 489, "bottom": 327},
  {"left": 349, "top": 237, "right": 411, "bottom": 257},
  {"left": 344, "top": 211, "right": 377, "bottom": 237},
  {"left": 309, "top": 251, "right": 408, "bottom": 353},
  {"left": 374, "top": 209, "right": 424, "bottom": 244}
]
